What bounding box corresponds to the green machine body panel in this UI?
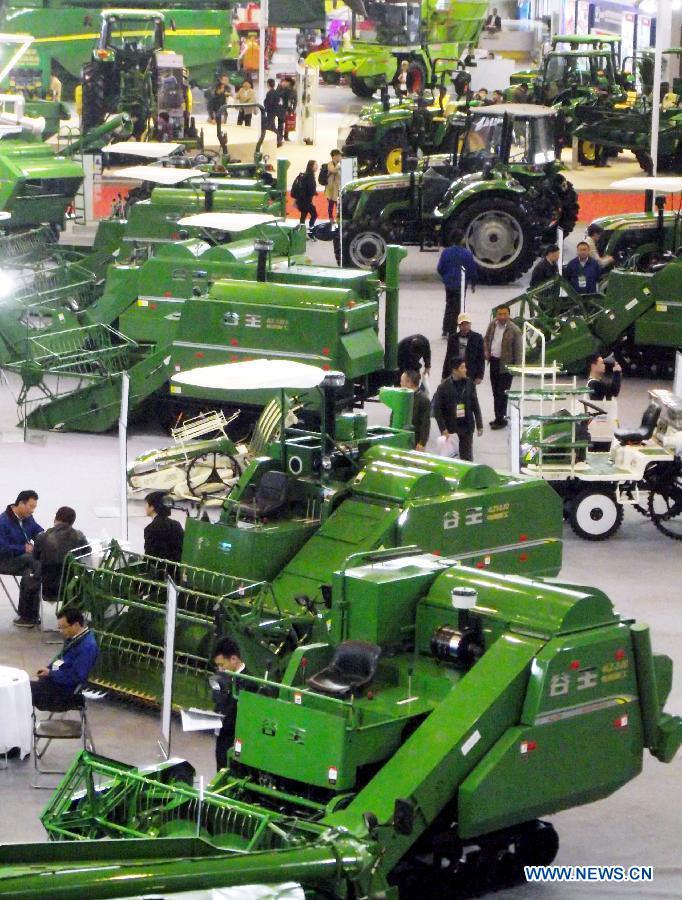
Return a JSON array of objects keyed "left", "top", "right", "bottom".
[
  {"left": 1, "top": 558, "right": 679, "bottom": 899},
  {"left": 0, "top": 139, "right": 83, "bottom": 227}
]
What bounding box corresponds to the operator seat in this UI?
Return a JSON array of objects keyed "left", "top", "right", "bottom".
[
  {"left": 613, "top": 403, "right": 660, "bottom": 445},
  {"left": 237, "top": 470, "right": 289, "bottom": 520},
  {"left": 307, "top": 640, "right": 382, "bottom": 700}
]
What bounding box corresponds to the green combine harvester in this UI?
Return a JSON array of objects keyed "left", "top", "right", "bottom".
[
  {"left": 306, "top": 0, "right": 486, "bottom": 98},
  {"left": 506, "top": 177, "right": 682, "bottom": 376},
  {"left": 0, "top": 0, "right": 238, "bottom": 98},
  {"left": 2, "top": 237, "right": 408, "bottom": 433},
  {"left": 0, "top": 553, "right": 679, "bottom": 897}
]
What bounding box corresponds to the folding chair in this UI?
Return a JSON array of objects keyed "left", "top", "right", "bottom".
[
  {"left": 0, "top": 574, "right": 19, "bottom": 615},
  {"left": 31, "top": 687, "right": 104, "bottom": 788}
]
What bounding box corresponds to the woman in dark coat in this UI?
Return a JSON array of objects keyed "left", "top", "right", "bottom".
[
  {"left": 144, "top": 492, "right": 184, "bottom": 562},
  {"left": 295, "top": 160, "right": 318, "bottom": 228}
]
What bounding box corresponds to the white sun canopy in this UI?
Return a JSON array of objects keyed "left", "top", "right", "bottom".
[
  {"left": 113, "top": 165, "right": 202, "bottom": 185},
  {"left": 172, "top": 359, "right": 326, "bottom": 391},
  {"left": 103, "top": 141, "right": 183, "bottom": 158},
  {"left": 608, "top": 177, "right": 682, "bottom": 193},
  {"left": 176, "top": 212, "right": 277, "bottom": 231}
]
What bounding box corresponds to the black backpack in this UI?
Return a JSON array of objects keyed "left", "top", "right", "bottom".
[
  {"left": 318, "top": 163, "right": 329, "bottom": 186},
  {"left": 291, "top": 173, "right": 305, "bottom": 200}
]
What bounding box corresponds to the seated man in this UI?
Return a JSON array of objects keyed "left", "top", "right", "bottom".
[
  {"left": 31, "top": 607, "right": 98, "bottom": 711},
  {"left": 33, "top": 506, "right": 90, "bottom": 602},
  {"left": 0, "top": 489, "right": 43, "bottom": 628}
]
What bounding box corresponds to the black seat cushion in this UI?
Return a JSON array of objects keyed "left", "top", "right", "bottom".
[
  {"left": 238, "top": 470, "right": 288, "bottom": 520},
  {"left": 614, "top": 403, "right": 660, "bottom": 445},
  {"left": 307, "top": 640, "right": 382, "bottom": 700}
]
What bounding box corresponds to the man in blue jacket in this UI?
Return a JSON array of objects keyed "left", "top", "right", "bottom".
[
  {"left": 0, "top": 490, "right": 43, "bottom": 627},
  {"left": 563, "top": 241, "right": 600, "bottom": 294},
  {"left": 31, "top": 606, "right": 99, "bottom": 710},
  {"left": 437, "top": 229, "right": 478, "bottom": 337}
]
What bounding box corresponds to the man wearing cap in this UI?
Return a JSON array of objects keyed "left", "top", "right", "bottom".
[{"left": 442, "top": 313, "right": 485, "bottom": 384}]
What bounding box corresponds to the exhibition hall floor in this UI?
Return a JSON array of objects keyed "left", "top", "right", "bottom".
[{"left": 0, "top": 232, "right": 680, "bottom": 896}]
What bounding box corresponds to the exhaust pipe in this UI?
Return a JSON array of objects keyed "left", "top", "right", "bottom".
[{"left": 254, "top": 238, "right": 274, "bottom": 282}]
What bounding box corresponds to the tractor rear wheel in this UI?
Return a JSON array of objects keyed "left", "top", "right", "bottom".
[
  {"left": 80, "top": 61, "right": 108, "bottom": 131},
  {"left": 350, "top": 75, "right": 376, "bottom": 98},
  {"left": 446, "top": 196, "right": 538, "bottom": 285},
  {"left": 568, "top": 489, "right": 624, "bottom": 541},
  {"left": 405, "top": 59, "right": 427, "bottom": 94}
]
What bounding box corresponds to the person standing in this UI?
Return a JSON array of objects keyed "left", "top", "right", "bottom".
[
  {"left": 263, "top": 78, "right": 281, "bottom": 134},
  {"left": 31, "top": 606, "right": 98, "bottom": 711},
  {"left": 144, "top": 491, "right": 184, "bottom": 562},
  {"left": 33, "top": 506, "right": 90, "bottom": 602},
  {"left": 208, "top": 77, "right": 230, "bottom": 123},
  {"left": 584, "top": 223, "right": 614, "bottom": 268},
  {"left": 400, "top": 369, "right": 432, "bottom": 451},
  {"left": 276, "top": 77, "right": 296, "bottom": 145},
  {"left": 396, "top": 60, "right": 410, "bottom": 98},
  {"left": 211, "top": 637, "right": 247, "bottom": 771},
  {"left": 585, "top": 353, "right": 622, "bottom": 450},
  {"left": 563, "top": 241, "right": 600, "bottom": 294},
  {"left": 442, "top": 313, "right": 485, "bottom": 384},
  {"left": 484, "top": 7, "right": 502, "bottom": 32},
  {"left": 292, "top": 161, "right": 319, "bottom": 229},
  {"left": 484, "top": 304, "right": 523, "bottom": 429},
  {"left": 397, "top": 333, "right": 431, "bottom": 382},
  {"left": 432, "top": 358, "right": 483, "bottom": 461},
  {"left": 529, "top": 244, "right": 560, "bottom": 288},
  {"left": 437, "top": 229, "right": 478, "bottom": 337},
  {"left": 236, "top": 77, "right": 257, "bottom": 126},
  {"left": 324, "top": 149, "right": 342, "bottom": 221},
  {"left": 0, "top": 489, "right": 43, "bottom": 628}
]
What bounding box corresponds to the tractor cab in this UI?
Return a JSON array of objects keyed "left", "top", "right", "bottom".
[
  {"left": 457, "top": 104, "right": 556, "bottom": 173},
  {"left": 95, "top": 11, "right": 165, "bottom": 65},
  {"left": 351, "top": 0, "right": 422, "bottom": 47}
]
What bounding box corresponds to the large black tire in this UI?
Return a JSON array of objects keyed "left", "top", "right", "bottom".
[
  {"left": 554, "top": 177, "right": 579, "bottom": 236},
  {"left": 405, "top": 58, "right": 427, "bottom": 94},
  {"left": 80, "top": 61, "right": 109, "bottom": 131},
  {"left": 568, "top": 489, "right": 624, "bottom": 541},
  {"left": 377, "top": 128, "right": 409, "bottom": 174},
  {"left": 634, "top": 150, "right": 654, "bottom": 174},
  {"left": 350, "top": 74, "right": 376, "bottom": 98},
  {"left": 445, "top": 195, "right": 539, "bottom": 285}
]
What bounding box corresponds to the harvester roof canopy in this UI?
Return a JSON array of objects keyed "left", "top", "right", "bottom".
[
  {"left": 103, "top": 141, "right": 183, "bottom": 158},
  {"left": 177, "top": 212, "right": 277, "bottom": 231},
  {"left": 173, "top": 359, "right": 327, "bottom": 391},
  {"left": 608, "top": 176, "right": 682, "bottom": 193},
  {"left": 471, "top": 103, "right": 556, "bottom": 117},
  {"left": 114, "top": 165, "right": 201, "bottom": 185}
]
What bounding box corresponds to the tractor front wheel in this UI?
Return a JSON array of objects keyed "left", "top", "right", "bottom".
[
  {"left": 446, "top": 196, "right": 537, "bottom": 285},
  {"left": 568, "top": 489, "right": 624, "bottom": 541},
  {"left": 577, "top": 140, "right": 603, "bottom": 167},
  {"left": 405, "top": 59, "right": 427, "bottom": 94},
  {"left": 378, "top": 130, "right": 409, "bottom": 174},
  {"left": 350, "top": 75, "right": 376, "bottom": 98},
  {"left": 344, "top": 228, "right": 388, "bottom": 269},
  {"left": 80, "top": 61, "right": 108, "bottom": 131},
  {"left": 553, "top": 177, "right": 579, "bottom": 236}
]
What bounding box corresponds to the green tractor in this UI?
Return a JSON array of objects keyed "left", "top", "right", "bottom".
[
  {"left": 81, "top": 10, "right": 195, "bottom": 141},
  {"left": 305, "top": 0, "right": 486, "bottom": 99},
  {"left": 338, "top": 103, "right": 579, "bottom": 284},
  {"left": 511, "top": 35, "right": 629, "bottom": 164},
  {"left": 0, "top": 0, "right": 238, "bottom": 99},
  {"left": 574, "top": 49, "right": 682, "bottom": 173},
  {"left": 339, "top": 67, "right": 474, "bottom": 174}
]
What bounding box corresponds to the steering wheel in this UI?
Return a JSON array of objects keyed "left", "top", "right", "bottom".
[{"left": 579, "top": 399, "right": 607, "bottom": 417}]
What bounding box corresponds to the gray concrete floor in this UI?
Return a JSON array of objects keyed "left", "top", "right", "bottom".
[{"left": 0, "top": 184, "right": 681, "bottom": 896}]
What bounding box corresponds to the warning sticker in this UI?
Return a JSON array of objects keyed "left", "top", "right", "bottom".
[
  {"left": 625, "top": 299, "right": 638, "bottom": 310},
  {"left": 461, "top": 729, "right": 481, "bottom": 757}
]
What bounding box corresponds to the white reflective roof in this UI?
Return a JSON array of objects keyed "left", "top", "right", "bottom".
[
  {"left": 173, "top": 359, "right": 326, "bottom": 391},
  {"left": 104, "top": 141, "right": 183, "bottom": 158},
  {"left": 114, "top": 165, "right": 202, "bottom": 185},
  {"left": 176, "top": 212, "right": 277, "bottom": 231},
  {"left": 608, "top": 176, "right": 682, "bottom": 193}
]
